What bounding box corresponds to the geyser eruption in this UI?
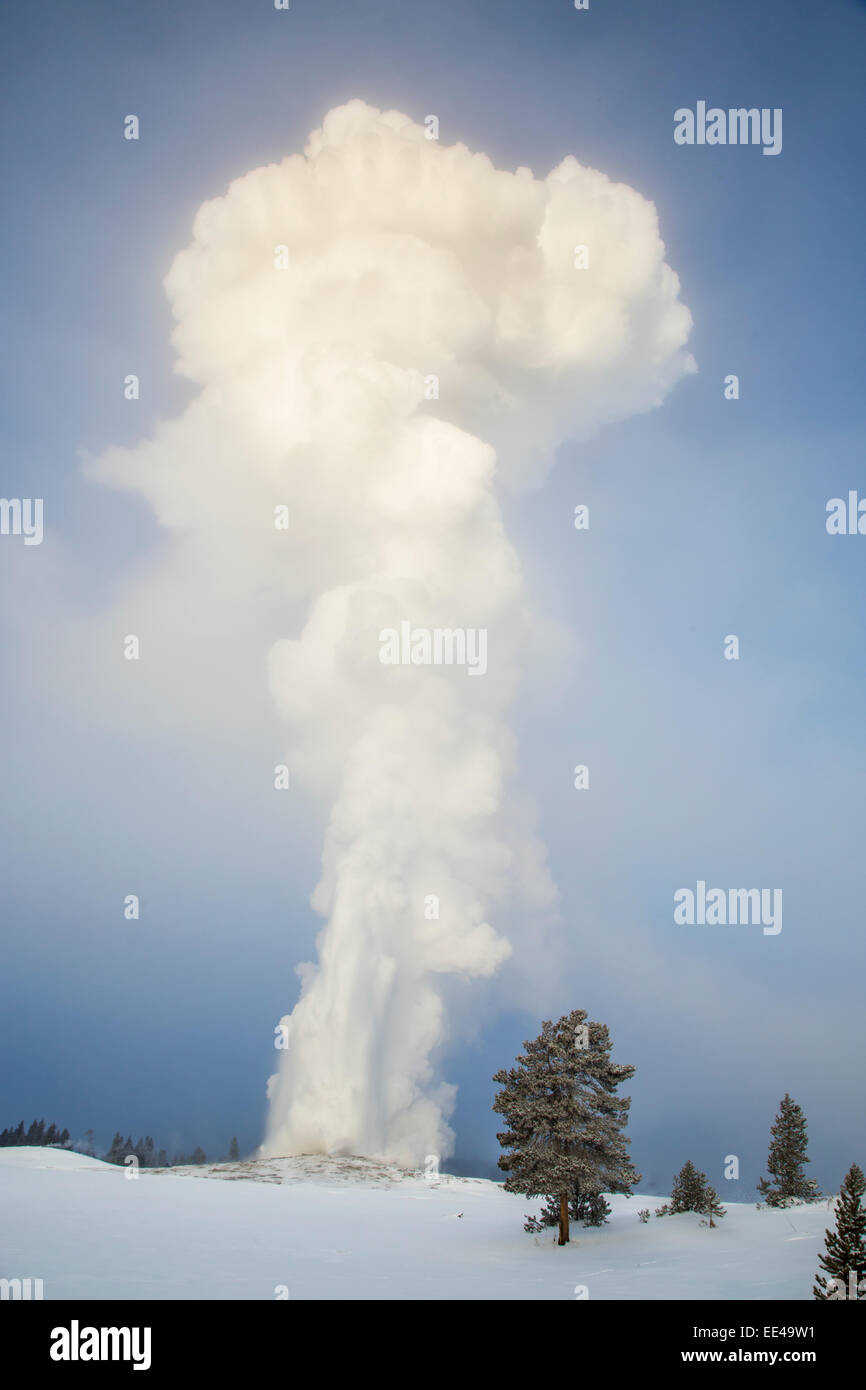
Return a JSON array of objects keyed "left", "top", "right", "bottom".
[{"left": 90, "top": 101, "right": 694, "bottom": 1168}]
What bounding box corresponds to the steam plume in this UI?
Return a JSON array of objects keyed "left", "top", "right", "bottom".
[{"left": 90, "top": 101, "right": 694, "bottom": 1167}]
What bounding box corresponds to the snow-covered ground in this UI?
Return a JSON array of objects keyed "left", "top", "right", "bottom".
[{"left": 0, "top": 1147, "right": 831, "bottom": 1300}]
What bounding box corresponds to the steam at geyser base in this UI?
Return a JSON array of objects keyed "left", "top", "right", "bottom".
[{"left": 90, "top": 101, "right": 694, "bottom": 1171}]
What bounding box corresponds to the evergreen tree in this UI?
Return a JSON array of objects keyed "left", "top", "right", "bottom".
[
  {"left": 696, "top": 1182, "right": 726, "bottom": 1226},
  {"left": 814, "top": 1164, "right": 866, "bottom": 1300},
  {"left": 671, "top": 1160, "right": 707, "bottom": 1212},
  {"left": 757, "top": 1094, "right": 820, "bottom": 1206},
  {"left": 157, "top": 1149, "right": 168, "bottom": 1168},
  {"left": 190, "top": 1147, "right": 207, "bottom": 1165},
  {"left": 656, "top": 1161, "right": 726, "bottom": 1222},
  {"left": 229, "top": 1136, "right": 240, "bottom": 1161},
  {"left": 524, "top": 1185, "right": 612, "bottom": 1232},
  {"left": 2, "top": 1120, "right": 25, "bottom": 1146},
  {"left": 106, "top": 1131, "right": 126, "bottom": 1165},
  {"left": 493, "top": 1009, "right": 640, "bottom": 1245},
  {"left": 574, "top": 1188, "right": 612, "bottom": 1226}
]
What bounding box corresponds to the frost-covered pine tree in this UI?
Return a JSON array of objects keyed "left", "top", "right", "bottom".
[
  {"left": 493, "top": 1009, "right": 640, "bottom": 1245},
  {"left": 656, "top": 1161, "right": 726, "bottom": 1222},
  {"left": 813, "top": 1164, "right": 866, "bottom": 1300},
  {"left": 670, "top": 1160, "right": 705, "bottom": 1211},
  {"left": 757, "top": 1094, "right": 820, "bottom": 1206},
  {"left": 573, "top": 1189, "right": 612, "bottom": 1226},
  {"left": 697, "top": 1183, "right": 726, "bottom": 1226}
]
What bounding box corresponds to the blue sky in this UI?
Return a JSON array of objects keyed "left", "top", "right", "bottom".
[{"left": 1, "top": 0, "right": 864, "bottom": 1194}]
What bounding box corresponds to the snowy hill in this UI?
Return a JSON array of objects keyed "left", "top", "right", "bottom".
[
  {"left": 0, "top": 1147, "right": 832, "bottom": 1300},
  {"left": 0, "top": 1146, "right": 111, "bottom": 1172}
]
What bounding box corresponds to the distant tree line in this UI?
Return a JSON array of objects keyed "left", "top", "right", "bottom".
[
  {"left": 0, "top": 1119, "right": 243, "bottom": 1168},
  {"left": 105, "top": 1133, "right": 171, "bottom": 1168},
  {"left": 0, "top": 1120, "right": 71, "bottom": 1148}
]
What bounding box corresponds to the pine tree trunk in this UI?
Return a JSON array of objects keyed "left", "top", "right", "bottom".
[{"left": 558, "top": 1191, "right": 570, "bottom": 1245}]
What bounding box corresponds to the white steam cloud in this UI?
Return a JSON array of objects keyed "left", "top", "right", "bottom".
[{"left": 90, "top": 101, "right": 694, "bottom": 1167}]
